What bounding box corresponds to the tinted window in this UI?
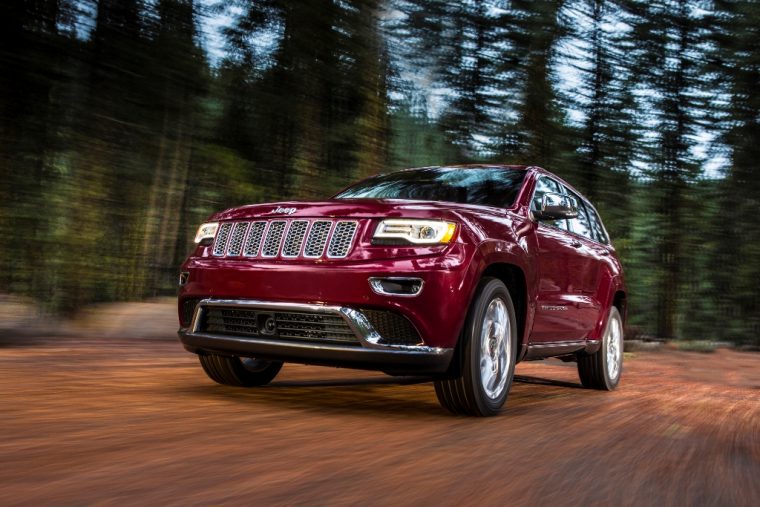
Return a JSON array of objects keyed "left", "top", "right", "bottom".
[
  {"left": 531, "top": 176, "right": 568, "bottom": 231},
  {"left": 567, "top": 194, "right": 594, "bottom": 240},
  {"left": 586, "top": 206, "right": 609, "bottom": 244},
  {"left": 334, "top": 167, "right": 527, "bottom": 208}
]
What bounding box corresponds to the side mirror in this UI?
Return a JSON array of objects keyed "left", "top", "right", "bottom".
[{"left": 534, "top": 192, "right": 579, "bottom": 220}]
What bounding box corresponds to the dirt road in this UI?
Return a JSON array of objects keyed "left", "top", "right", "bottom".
[{"left": 1, "top": 340, "right": 758, "bottom": 506}]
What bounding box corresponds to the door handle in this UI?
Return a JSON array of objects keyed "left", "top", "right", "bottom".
[
  {"left": 571, "top": 240, "right": 582, "bottom": 248},
  {"left": 596, "top": 248, "right": 610, "bottom": 256}
]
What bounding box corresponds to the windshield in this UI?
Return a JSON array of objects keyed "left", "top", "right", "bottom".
[{"left": 334, "top": 167, "right": 527, "bottom": 208}]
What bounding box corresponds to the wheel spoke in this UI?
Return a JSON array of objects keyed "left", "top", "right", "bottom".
[
  {"left": 486, "top": 371, "right": 498, "bottom": 392},
  {"left": 479, "top": 297, "right": 511, "bottom": 399},
  {"left": 606, "top": 314, "right": 622, "bottom": 381}
]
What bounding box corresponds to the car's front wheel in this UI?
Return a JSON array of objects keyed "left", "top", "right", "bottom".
[
  {"left": 434, "top": 278, "right": 517, "bottom": 416},
  {"left": 577, "top": 306, "right": 623, "bottom": 390},
  {"left": 198, "top": 355, "right": 283, "bottom": 387}
]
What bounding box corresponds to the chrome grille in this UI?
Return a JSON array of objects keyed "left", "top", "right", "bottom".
[
  {"left": 212, "top": 219, "right": 358, "bottom": 259},
  {"left": 261, "top": 221, "right": 286, "bottom": 257},
  {"left": 282, "top": 220, "right": 309, "bottom": 257},
  {"left": 226, "top": 222, "right": 249, "bottom": 256},
  {"left": 212, "top": 222, "right": 233, "bottom": 256},
  {"left": 274, "top": 312, "right": 358, "bottom": 344},
  {"left": 201, "top": 307, "right": 360, "bottom": 345},
  {"left": 327, "top": 221, "right": 358, "bottom": 258},
  {"left": 303, "top": 221, "right": 332, "bottom": 258},
  {"left": 243, "top": 221, "right": 267, "bottom": 257}
]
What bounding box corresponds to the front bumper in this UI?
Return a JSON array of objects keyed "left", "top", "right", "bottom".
[
  {"left": 179, "top": 299, "right": 454, "bottom": 374},
  {"left": 179, "top": 248, "right": 476, "bottom": 349}
]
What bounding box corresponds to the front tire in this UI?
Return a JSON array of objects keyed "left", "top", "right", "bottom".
[
  {"left": 434, "top": 278, "right": 518, "bottom": 416},
  {"left": 577, "top": 306, "right": 623, "bottom": 390},
  {"left": 198, "top": 354, "right": 283, "bottom": 387}
]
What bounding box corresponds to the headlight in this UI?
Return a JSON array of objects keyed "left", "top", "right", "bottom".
[
  {"left": 194, "top": 222, "right": 219, "bottom": 244},
  {"left": 373, "top": 219, "right": 457, "bottom": 245}
]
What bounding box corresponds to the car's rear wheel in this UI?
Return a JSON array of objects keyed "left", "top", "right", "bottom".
[
  {"left": 577, "top": 306, "right": 623, "bottom": 390},
  {"left": 434, "top": 278, "right": 517, "bottom": 416},
  {"left": 198, "top": 354, "right": 283, "bottom": 387}
]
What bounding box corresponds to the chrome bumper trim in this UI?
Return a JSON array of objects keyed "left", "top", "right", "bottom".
[
  {"left": 189, "top": 298, "right": 449, "bottom": 354},
  {"left": 367, "top": 277, "right": 424, "bottom": 297}
]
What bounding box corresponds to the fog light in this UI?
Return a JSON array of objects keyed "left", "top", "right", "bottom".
[{"left": 368, "top": 277, "right": 424, "bottom": 297}]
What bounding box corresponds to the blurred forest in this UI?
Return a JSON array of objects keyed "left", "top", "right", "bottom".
[{"left": 0, "top": 0, "right": 758, "bottom": 344}]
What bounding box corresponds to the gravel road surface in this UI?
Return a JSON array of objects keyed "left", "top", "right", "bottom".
[{"left": 1, "top": 340, "right": 758, "bottom": 506}]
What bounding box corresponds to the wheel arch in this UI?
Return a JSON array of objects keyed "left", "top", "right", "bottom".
[
  {"left": 613, "top": 289, "right": 627, "bottom": 324},
  {"left": 480, "top": 262, "right": 529, "bottom": 355},
  {"left": 440, "top": 238, "right": 534, "bottom": 378},
  {"left": 588, "top": 278, "right": 627, "bottom": 342}
]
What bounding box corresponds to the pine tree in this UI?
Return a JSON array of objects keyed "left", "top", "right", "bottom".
[
  {"left": 139, "top": 0, "right": 207, "bottom": 297},
  {"left": 705, "top": 0, "right": 760, "bottom": 344},
  {"left": 216, "top": 0, "right": 390, "bottom": 198},
  {"left": 495, "top": 0, "right": 569, "bottom": 168},
  {"left": 624, "top": 0, "right": 707, "bottom": 339},
  {"left": 0, "top": 0, "right": 73, "bottom": 304},
  {"left": 560, "top": 0, "right": 636, "bottom": 237}
]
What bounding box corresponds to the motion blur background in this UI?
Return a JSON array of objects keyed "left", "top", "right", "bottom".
[{"left": 1, "top": 0, "right": 758, "bottom": 345}]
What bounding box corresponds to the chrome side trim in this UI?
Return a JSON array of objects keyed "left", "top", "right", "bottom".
[
  {"left": 190, "top": 298, "right": 450, "bottom": 355},
  {"left": 527, "top": 340, "right": 588, "bottom": 350},
  {"left": 368, "top": 277, "right": 424, "bottom": 297},
  {"left": 524, "top": 339, "right": 599, "bottom": 360}
]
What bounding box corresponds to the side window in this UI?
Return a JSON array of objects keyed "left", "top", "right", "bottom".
[
  {"left": 566, "top": 191, "right": 594, "bottom": 240},
  {"left": 531, "top": 177, "right": 568, "bottom": 231},
  {"left": 586, "top": 206, "right": 609, "bottom": 244}
]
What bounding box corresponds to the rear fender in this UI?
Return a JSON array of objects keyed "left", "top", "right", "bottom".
[{"left": 588, "top": 275, "right": 626, "bottom": 342}]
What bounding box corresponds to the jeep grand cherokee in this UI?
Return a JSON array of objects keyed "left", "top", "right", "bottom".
[{"left": 178, "top": 165, "right": 626, "bottom": 416}]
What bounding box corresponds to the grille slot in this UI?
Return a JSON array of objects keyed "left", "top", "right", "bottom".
[
  {"left": 261, "top": 221, "right": 287, "bottom": 257},
  {"left": 212, "top": 219, "right": 358, "bottom": 259},
  {"left": 327, "top": 221, "right": 358, "bottom": 258},
  {"left": 201, "top": 307, "right": 360, "bottom": 345},
  {"left": 212, "top": 223, "right": 233, "bottom": 256},
  {"left": 282, "top": 220, "right": 309, "bottom": 257},
  {"left": 226, "top": 222, "right": 249, "bottom": 256},
  {"left": 303, "top": 221, "right": 333, "bottom": 258},
  {"left": 243, "top": 221, "right": 267, "bottom": 257}
]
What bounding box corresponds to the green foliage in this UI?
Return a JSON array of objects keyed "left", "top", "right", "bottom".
[
  {"left": 389, "top": 109, "right": 461, "bottom": 168},
  {"left": 0, "top": 0, "right": 758, "bottom": 345}
]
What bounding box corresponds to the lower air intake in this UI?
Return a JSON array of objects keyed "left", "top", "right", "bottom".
[
  {"left": 361, "top": 309, "right": 423, "bottom": 346},
  {"left": 201, "top": 307, "right": 360, "bottom": 345}
]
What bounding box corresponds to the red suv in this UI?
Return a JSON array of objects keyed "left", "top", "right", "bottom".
[{"left": 178, "top": 165, "right": 626, "bottom": 416}]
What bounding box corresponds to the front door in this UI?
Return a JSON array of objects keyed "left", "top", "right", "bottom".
[
  {"left": 531, "top": 224, "right": 593, "bottom": 342},
  {"left": 528, "top": 176, "right": 592, "bottom": 342}
]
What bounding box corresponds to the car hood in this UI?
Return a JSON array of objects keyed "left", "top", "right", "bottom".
[{"left": 211, "top": 199, "right": 507, "bottom": 222}]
